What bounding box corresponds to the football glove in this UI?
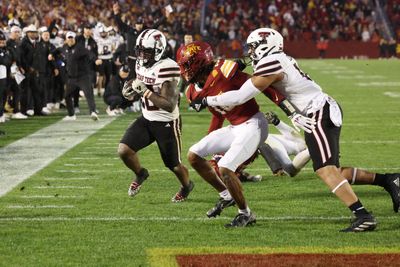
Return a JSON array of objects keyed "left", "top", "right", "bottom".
[
  {"left": 289, "top": 112, "right": 316, "bottom": 133},
  {"left": 190, "top": 97, "right": 208, "bottom": 112},
  {"left": 131, "top": 79, "right": 150, "bottom": 97},
  {"left": 122, "top": 79, "right": 136, "bottom": 100}
]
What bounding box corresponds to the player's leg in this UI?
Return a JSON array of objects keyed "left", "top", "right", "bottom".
[
  {"left": 306, "top": 103, "right": 376, "bottom": 232},
  {"left": 118, "top": 116, "right": 153, "bottom": 196},
  {"left": 152, "top": 118, "right": 194, "bottom": 202},
  {"left": 340, "top": 167, "right": 400, "bottom": 212},
  {"left": 258, "top": 142, "right": 284, "bottom": 176},
  {"left": 188, "top": 126, "right": 236, "bottom": 216},
  {"left": 291, "top": 149, "right": 311, "bottom": 175},
  {"left": 218, "top": 112, "right": 268, "bottom": 227}
]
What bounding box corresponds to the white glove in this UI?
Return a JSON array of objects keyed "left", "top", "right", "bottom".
[
  {"left": 122, "top": 79, "right": 135, "bottom": 100},
  {"left": 289, "top": 113, "right": 316, "bottom": 133},
  {"left": 131, "top": 79, "right": 150, "bottom": 96}
]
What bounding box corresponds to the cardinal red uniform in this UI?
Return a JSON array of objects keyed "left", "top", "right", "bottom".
[{"left": 187, "top": 59, "right": 268, "bottom": 172}]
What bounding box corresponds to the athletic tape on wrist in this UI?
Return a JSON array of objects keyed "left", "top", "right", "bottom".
[{"left": 143, "top": 90, "right": 152, "bottom": 98}]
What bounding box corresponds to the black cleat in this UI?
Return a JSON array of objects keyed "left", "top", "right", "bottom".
[
  {"left": 383, "top": 173, "right": 400, "bottom": 213},
  {"left": 340, "top": 214, "right": 377, "bottom": 232},
  {"left": 225, "top": 212, "right": 256, "bottom": 228},
  {"left": 206, "top": 198, "right": 235, "bottom": 218},
  {"left": 172, "top": 180, "right": 194, "bottom": 203}
]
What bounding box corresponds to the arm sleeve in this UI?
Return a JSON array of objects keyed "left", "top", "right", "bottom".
[
  {"left": 113, "top": 14, "right": 129, "bottom": 34},
  {"left": 206, "top": 78, "right": 261, "bottom": 107}
]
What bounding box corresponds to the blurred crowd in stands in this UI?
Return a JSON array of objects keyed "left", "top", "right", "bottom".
[{"left": 0, "top": 0, "right": 398, "bottom": 125}]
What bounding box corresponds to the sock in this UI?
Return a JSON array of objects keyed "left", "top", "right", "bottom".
[
  {"left": 349, "top": 200, "right": 369, "bottom": 217},
  {"left": 238, "top": 206, "right": 251, "bottom": 216},
  {"left": 135, "top": 168, "right": 148, "bottom": 184},
  {"left": 219, "top": 189, "right": 232, "bottom": 200},
  {"left": 372, "top": 173, "right": 386, "bottom": 187}
]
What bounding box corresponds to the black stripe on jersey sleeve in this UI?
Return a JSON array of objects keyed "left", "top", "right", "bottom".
[
  {"left": 255, "top": 60, "right": 280, "bottom": 71},
  {"left": 253, "top": 66, "right": 282, "bottom": 76},
  {"left": 158, "top": 73, "right": 181, "bottom": 78},
  {"left": 159, "top": 67, "right": 180, "bottom": 72}
]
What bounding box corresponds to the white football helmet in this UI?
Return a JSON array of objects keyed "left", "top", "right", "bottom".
[
  {"left": 135, "top": 29, "right": 167, "bottom": 67},
  {"left": 246, "top": 28, "right": 283, "bottom": 63}
]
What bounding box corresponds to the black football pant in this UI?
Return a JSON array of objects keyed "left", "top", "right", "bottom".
[{"left": 65, "top": 75, "right": 96, "bottom": 116}]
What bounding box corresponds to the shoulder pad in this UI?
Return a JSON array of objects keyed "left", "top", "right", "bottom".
[{"left": 218, "top": 59, "right": 238, "bottom": 80}]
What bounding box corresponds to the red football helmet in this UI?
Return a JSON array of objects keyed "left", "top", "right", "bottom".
[{"left": 176, "top": 41, "right": 214, "bottom": 83}]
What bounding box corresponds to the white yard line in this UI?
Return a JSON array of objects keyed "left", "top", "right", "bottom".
[
  {"left": 384, "top": 92, "right": 400, "bottom": 98},
  {"left": 356, "top": 81, "right": 400, "bottom": 87},
  {"left": 63, "top": 163, "right": 115, "bottom": 166},
  {"left": 0, "top": 215, "right": 397, "bottom": 222},
  {"left": 7, "top": 205, "right": 74, "bottom": 209},
  {"left": 44, "top": 177, "right": 100, "bottom": 180},
  {"left": 19, "top": 195, "right": 84, "bottom": 199},
  {"left": 0, "top": 116, "right": 115, "bottom": 197},
  {"left": 33, "top": 186, "right": 93, "bottom": 189}
]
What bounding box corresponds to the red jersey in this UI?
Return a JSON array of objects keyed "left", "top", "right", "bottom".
[{"left": 186, "top": 59, "right": 260, "bottom": 130}]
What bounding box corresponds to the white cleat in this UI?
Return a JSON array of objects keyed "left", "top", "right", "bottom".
[
  {"left": 11, "top": 112, "right": 28, "bottom": 119},
  {"left": 41, "top": 107, "right": 51, "bottom": 115},
  {"left": 62, "top": 115, "right": 76, "bottom": 121},
  {"left": 90, "top": 112, "right": 99, "bottom": 121},
  {"left": 26, "top": 109, "right": 34, "bottom": 116}
]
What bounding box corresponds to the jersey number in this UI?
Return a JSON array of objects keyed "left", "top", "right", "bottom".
[{"left": 142, "top": 98, "right": 160, "bottom": 111}]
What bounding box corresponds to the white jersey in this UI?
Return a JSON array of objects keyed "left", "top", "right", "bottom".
[
  {"left": 96, "top": 36, "right": 114, "bottom": 60},
  {"left": 254, "top": 52, "right": 327, "bottom": 114},
  {"left": 135, "top": 58, "right": 181, "bottom": 122}
]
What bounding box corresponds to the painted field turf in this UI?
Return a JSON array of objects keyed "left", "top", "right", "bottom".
[{"left": 0, "top": 59, "right": 399, "bottom": 266}]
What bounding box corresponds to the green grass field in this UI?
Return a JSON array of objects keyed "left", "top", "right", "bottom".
[{"left": 0, "top": 59, "right": 400, "bottom": 266}]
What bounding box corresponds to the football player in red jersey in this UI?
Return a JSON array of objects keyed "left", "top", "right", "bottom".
[
  {"left": 177, "top": 41, "right": 266, "bottom": 227},
  {"left": 177, "top": 41, "right": 312, "bottom": 227}
]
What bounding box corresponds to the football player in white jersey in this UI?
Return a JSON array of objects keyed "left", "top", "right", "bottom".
[
  {"left": 95, "top": 26, "right": 114, "bottom": 96},
  {"left": 118, "top": 29, "right": 194, "bottom": 203},
  {"left": 192, "top": 28, "right": 400, "bottom": 232}
]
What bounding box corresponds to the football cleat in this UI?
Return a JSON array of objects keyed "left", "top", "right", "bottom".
[
  {"left": 171, "top": 181, "right": 194, "bottom": 203},
  {"left": 206, "top": 198, "right": 235, "bottom": 218},
  {"left": 225, "top": 212, "right": 256, "bottom": 228},
  {"left": 340, "top": 214, "right": 377, "bottom": 232},
  {"left": 383, "top": 173, "right": 400, "bottom": 213},
  {"left": 128, "top": 181, "right": 141, "bottom": 197},
  {"left": 128, "top": 168, "right": 149, "bottom": 197}
]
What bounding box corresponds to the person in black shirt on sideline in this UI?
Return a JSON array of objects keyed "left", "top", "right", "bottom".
[
  {"left": 50, "top": 31, "right": 99, "bottom": 121},
  {"left": 0, "top": 32, "right": 13, "bottom": 123}
]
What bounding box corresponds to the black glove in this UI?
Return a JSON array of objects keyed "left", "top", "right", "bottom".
[
  {"left": 234, "top": 58, "right": 248, "bottom": 71},
  {"left": 190, "top": 97, "right": 208, "bottom": 112}
]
